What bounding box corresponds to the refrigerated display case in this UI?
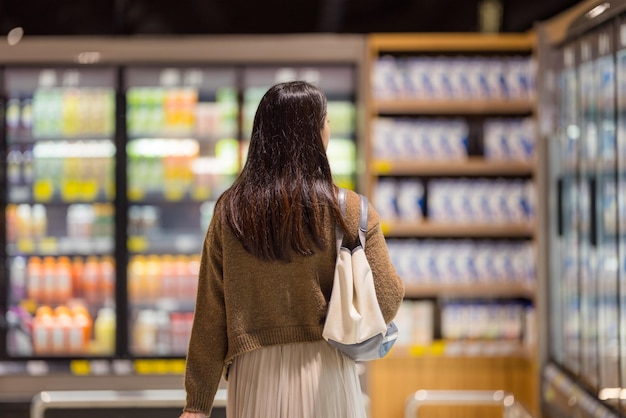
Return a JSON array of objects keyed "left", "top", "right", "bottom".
[
  {"left": 537, "top": 1, "right": 626, "bottom": 416},
  {"left": 0, "top": 35, "right": 367, "bottom": 412},
  {"left": 3, "top": 67, "right": 118, "bottom": 358},
  {"left": 123, "top": 66, "right": 239, "bottom": 357}
]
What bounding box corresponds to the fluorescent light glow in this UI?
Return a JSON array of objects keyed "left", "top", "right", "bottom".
[
  {"left": 598, "top": 388, "right": 626, "bottom": 400},
  {"left": 7, "top": 27, "right": 23, "bottom": 46},
  {"left": 586, "top": 3, "right": 610, "bottom": 19}
]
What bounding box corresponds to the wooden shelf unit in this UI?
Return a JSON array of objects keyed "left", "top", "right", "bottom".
[{"left": 365, "top": 32, "right": 539, "bottom": 418}]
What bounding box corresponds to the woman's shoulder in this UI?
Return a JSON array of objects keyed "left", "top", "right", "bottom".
[{"left": 343, "top": 189, "right": 380, "bottom": 231}]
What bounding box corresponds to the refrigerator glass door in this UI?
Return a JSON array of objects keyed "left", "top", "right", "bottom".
[
  {"left": 594, "top": 28, "right": 620, "bottom": 393},
  {"left": 124, "top": 67, "right": 238, "bottom": 356},
  {"left": 616, "top": 21, "right": 626, "bottom": 404},
  {"left": 558, "top": 46, "right": 582, "bottom": 375},
  {"left": 578, "top": 36, "right": 599, "bottom": 391},
  {"left": 4, "top": 67, "right": 117, "bottom": 357}
]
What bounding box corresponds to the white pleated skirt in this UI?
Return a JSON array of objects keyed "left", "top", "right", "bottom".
[{"left": 226, "top": 340, "right": 367, "bottom": 418}]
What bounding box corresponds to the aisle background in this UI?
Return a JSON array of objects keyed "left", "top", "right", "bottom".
[{"left": 1, "top": 0, "right": 580, "bottom": 35}]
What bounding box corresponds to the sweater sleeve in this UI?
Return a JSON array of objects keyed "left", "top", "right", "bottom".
[
  {"left": 183, "top": 214, "right": 227, "bottom": 416},
  {"left": 364, "top": 202, "right": 405, "bottom": 324}
]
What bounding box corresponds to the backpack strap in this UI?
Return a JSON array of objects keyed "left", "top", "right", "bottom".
[
  {"left": 358, "top": 194, "right": 369, "bottom": 251},
  {"left": 336, "top": 188, "right": 369, "bottom": 252}
]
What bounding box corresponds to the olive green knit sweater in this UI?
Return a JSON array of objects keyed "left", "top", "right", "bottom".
[{"left": 183, "top": 189, "right": 405, "bottom": 416}]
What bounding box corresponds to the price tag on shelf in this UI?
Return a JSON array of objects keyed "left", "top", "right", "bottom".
[
  {"left": 26, "top": 360, "right": 49, "bottom": 376},
  {"left": 20, "top": 299, "right": 37, "bottom": 314},
  {"left": 112, "top": 359, "right": 133, "bottom": 375},
  {"left": 33, "top": 180, "right": 54, "bottom": 202},
  {"left": 134, "top": 360, "right": 154, "bottom": 375},
  {"left": 90, "top": 360, "right": 111, "bottom": 375},
  {"left": 80, "top": 180, "right": 98, "bottom": 201},
  {"left": 380, "top": 221, "right": 391, "bottom": 236},
  {"left": 128, "top": 236, "right": 148, "bottom": 253},
  {"left": 153, "top": 360, "right": 169, "bottom": 374},
  {"left": 409, "top": 341, "right": 446, "bottom": 357},
  {"left": 39, "top": 237, "right": 58, "bottom": 254},
  {"left": 128, "top": 188, "right": 145, "bottom": 202},
  {"left": 62, "top": 180, "right": 80, "bottom": 202},
  {"left": 70, "top": 360, "right": 91, "bottom": 376},
  {"left": 17, "top": 238, "right": 35, "bottom": 254},
  {"left": 373, "top": 160, "right": 393, "bottom": 174},
  {"left": 192, "top": 186, "right": 210, "bottom": 201},
  {"left": 170, "top": 359, "right": 186, "bottom": 374},
  {"left": 164, "top": 186, "right": 185, "bottom": 201}
]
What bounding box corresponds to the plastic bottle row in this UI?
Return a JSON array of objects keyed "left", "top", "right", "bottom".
[
  {"left": 440, "top": 301, "right": 532, "bottom": 342},
  {"left": 9, "top": 255, "right": 115, "bottom": 307},
  {"left": 387, "top": 239, "right": 536, "bottom": 285},
  {"left": 372, "top": 55, "right": 535, "bottom": 101},
  {"left": 5, "top": 89, "right": 115, "bottom": 140},
  {"left": 24, "top": 304, "right": 115, "bottom": 356},
  {"left": 132, "top": 309, "right": 193, "bottom": 356},
  {"left": 484, "top": 118, "right": 536, "bottom": 162},
  {"left": 126, "top": 87, "right": 238, "bottom": 137},
  {"left": 7, "top": 141, "right": 115, "bottom": 201},
  {"left": 127, "top": 138, "right": 238, "bottom": 200},
  {"left": 372, "top": 118, "right": 469, "bottom": 161},
  {"left": 374, "top": 178, "right": 536, "bottom": 224},
  {"left": 392, "top": 300, "right": 535, "bottom": 349},
  {"left": 428, "top": 179, "right": 536, "bottom": 224},
  {"left": 128, "top": 254, "right": 200, "bottom": 306},
  {"left": 7, "top": 203, "right": 114, "bottom": 243}
]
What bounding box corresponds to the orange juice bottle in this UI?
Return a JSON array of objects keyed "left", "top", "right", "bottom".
[
  {"left": 70, "top": 257, "right": 84, "bottom": 298},
  {"left": 55, "top": 257, "right": 73, "bottom": 304},
  {"left": 145, "top": 255, "right": 162, "bottom": 304},
  {"left": 160, "top": 255, "right": 176, "bottom": 300},
  {"left": 41, "top": 257, "right": 57, "bottom": 305},
  {"left": 26, "top": 257, "right": 43, "bottom": 303},
  {"left": 173, "top": 255, "right": 188, "bottom": 302},
  {"left": 6, "top": 204, "right": 17, "bottom": 243},
  {"left": 32, "top": 306, "right": 54, "bottom": 354},
  {"left": 82, "top": 256, "right": 100, "bottom": 305},
  {"left": 187, "top": 254, "right": 201, "bottom": 302},
  {"left": 52, "top": 306, "right": 72, "bottom": 354},
  {"left": 100, "top": 256, "right": 115, "bottom": 306},
  {"left": 128, "top": 256, "right": 145, "bottom": 305},
  {"left": 70, "top": 305, "right": 92, "bottom": 353}
]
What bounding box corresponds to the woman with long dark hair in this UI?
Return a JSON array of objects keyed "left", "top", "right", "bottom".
[{"left": 180, "top": 81, "right": 404, "bottom": 418}]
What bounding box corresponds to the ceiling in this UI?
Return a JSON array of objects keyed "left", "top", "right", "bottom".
[{"left": 0, "top": 0, "right": 582, "bottom": 36}]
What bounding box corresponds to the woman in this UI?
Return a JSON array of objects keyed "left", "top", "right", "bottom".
[{"left": 180, "top": 81, "right": 404, "bottom": 418}]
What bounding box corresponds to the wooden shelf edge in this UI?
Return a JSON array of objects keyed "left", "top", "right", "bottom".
[
  {"left": 371, "top": 158, "right": 535, "bottom": 176},
  {"left": 387, "top": 341, "right": 533, "bottom": 359},
  {"left": 403, "top": 283, "right": 536, "bottom": 299},
  {"left": 372, "top": 99, "right": 534, "bottom": 115},
  {"left": 381, "top": 221, "right": 535, "bottom": 238},
  {"left": 369, "top": 33, "right": 535, "bottom": 52}
]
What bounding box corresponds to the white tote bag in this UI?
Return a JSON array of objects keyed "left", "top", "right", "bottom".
[{"left": 322, "top": 189, "right": 398, "bottom": 361}]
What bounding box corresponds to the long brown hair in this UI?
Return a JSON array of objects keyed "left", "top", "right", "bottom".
[{"left": 217, "top": 80, "right": 346, "bottom": 262}]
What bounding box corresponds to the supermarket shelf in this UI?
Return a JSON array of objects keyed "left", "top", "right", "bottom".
[
  {"left": 403, "top": 282, "right": 536, "bottom": 299},
  {"left": 390, "top": 340, "right": 531, "bottom": 359},
  {"left": 127, "top": 133, "right": 232, "bottom": 142},
  {"left": 381, "top": 221, "right": 535, "bottom": 238},
  {"left": 127, "top": 234, "right": 203, "bottom": 255},
  {"left": 372, "top": 99, "right": 534, "bottom": 115},
  {"left": 369, "top": 33, "right": 535, "bottom": 52},
  {"left": 7, "top": 135, "right": 114, "bottom": 143},
  {"left": 7, "top": 237, "right": 114, "bottom": 256},
  {"left": 371, "top": 157, "right": 535, "bottom": 176}
]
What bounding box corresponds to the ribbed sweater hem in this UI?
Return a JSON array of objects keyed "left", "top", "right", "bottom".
[{"left": 225, "top": 325, "right": 325, "bottom": 364}]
